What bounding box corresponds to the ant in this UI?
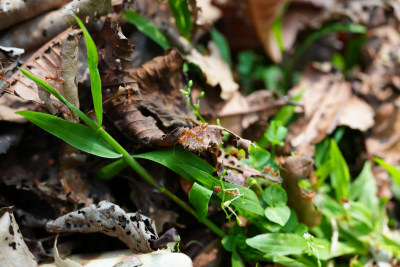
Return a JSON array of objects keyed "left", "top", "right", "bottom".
[
  {"left": 263, "top": 164, "right": 280, "bottom": 177},
  {"left": 124, "top": 87, "right": 139, "bottom": 106},
  {"left": 45, "top": 75, "right": 65, "bottom": 84},
  {"left": 0, "top": 76, "right": 10, "bottom": 85}
]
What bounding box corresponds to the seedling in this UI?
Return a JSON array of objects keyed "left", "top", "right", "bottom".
[{"left": 180, "top": 80, "right": 206, "bottom": 123}]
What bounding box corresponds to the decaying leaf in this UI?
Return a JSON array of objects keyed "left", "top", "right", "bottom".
[
  {"left": 281, "top": 156, "right": 321, "bottom": 227},
  {"left": 104, "top": 48, "right": 195, "bottom": 145},
  {"left": 288, "top": 65, "right": 374, "bottom": 156},
  {"left": 0, "top": 207, "right": 38, "bottom": 267},
  {"left": 46, "top": 201, "right": 178, "bottom": 253}
]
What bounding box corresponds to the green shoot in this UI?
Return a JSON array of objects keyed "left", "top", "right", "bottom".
[{"left": 180, "top": 80, "right": 207, "bottom": 123}]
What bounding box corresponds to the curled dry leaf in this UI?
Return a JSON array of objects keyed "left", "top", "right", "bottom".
[
  {"left": 46, "top": 201, "right": 178, "bottom": 253},
  {"left": 0, "top": 207, "right": 38, "bottom": 267},
  {"left": 281, "top": 156, "right": 321, "bottom": 227},
  {"left": 104, "top": 48, "right": 195, "bottom": 145}
]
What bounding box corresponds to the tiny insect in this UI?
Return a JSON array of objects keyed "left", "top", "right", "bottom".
[
  {"left": 45, "top": 76, "right": 65, "bottom": 83},
  {"left": 0, "top": 75, "right": 10, "bottom": 85}
]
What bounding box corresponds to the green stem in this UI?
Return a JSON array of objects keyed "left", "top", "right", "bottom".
[{"left": 98, "top": 128, "right": 225, "bottom": 238}]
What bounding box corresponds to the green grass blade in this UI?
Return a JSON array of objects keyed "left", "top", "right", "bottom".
[
  {"left": 73, "top": 14, "right": 103, "bottom": 127},
  {"left": 124, "top": 10, "right": 170, "bottom": 50},
  {"left": 17, "top": 111, "right": 121, "bottom": 158},
  {"left": 189, "top": 182, "right": 212, "bottom": 220},
  {"left": 19, "top": 68, "right": 98, "bottom": 130},
  {"left": 374, "top": 157, "right": 400, "bottom": 187},
  {"left": 210, "top": 27, "right": 232, "bottom": 68},
  {"left": 330, "top": 139, "right": 350, "bottom": 200},
  {"left": 168, "top": 0, "right": 193, "bottom": 40}
]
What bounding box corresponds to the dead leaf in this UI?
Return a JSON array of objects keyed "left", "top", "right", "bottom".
[
  {"left": 186, "top": 42, "right": 238, "bottom": 100},
  {"left": 46, "top": 201, "right": 178, "bottom": 253},
  {"left": 288, "top": 65, "right": 374, "bottom": 156},
  {"left": 281, "top": 156, "right": 321, "bottom": 227},
  {"left": 104, "top": 48, "right": 195, "bottom": 145},
  {"left": 0, "top": 207, "right": 38, "bottom": 267}
]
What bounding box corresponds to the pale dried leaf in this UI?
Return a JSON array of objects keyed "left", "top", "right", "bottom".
[
  {"left": 46, "top": 201, "right": 162, "bottom": 253},
  {"left": 0, "top": 207, "right": 38, "bottom": 267},
  {"left": 186, "top": 42, "right": 238, "bottom": 100},
  {"left": 53, "top": 235, "right": 82, "bottom": 267}
]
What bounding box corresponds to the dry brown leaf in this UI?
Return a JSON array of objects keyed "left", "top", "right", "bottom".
[
  {"left": 186, "top": 42, "right": 239, "bottom": 100},
  {"left": 0, "top": 207, "right": 38, "bottom": 267},
  {"left": 281, "top": 156, "right": 321, "bottom": 227},
  {"left": 288, "top": 65, "right": 374, "bottom": 156},
  {"left": 46, "top": 201, "right": 178, "bottom": 253},
  {"left": 246, "top": 0, "right": 286, "bottom": 63},
  {"left": 104, "top": 48, "right": 195, "bottom": 145}
]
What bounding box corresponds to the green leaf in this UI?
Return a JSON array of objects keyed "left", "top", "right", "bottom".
[
  {"left": 124, "top": 10, "right": 170, "bottom": 50},
  {"left": 210, "top": 27, "right": 232, "bottom": 68},
  {"left": 96, "top": 159, "right": 128, "bottom": 180},
  {"left": 168, "top": 0, "right": 193, "bottom": 40},
  {"left": 345, "top": 202, "right": 374, "bottom": 230},
  {"left": 329, "top": 139, "right": 350, "bottom": 200},
  {"left": 73, "top": 14, "right": 103, "bottom": 127},
  {"left": 350, "top": 161, "right": 378, "bottom": 212},
  {"left": 265, "top": 120, "right": 288, "bottom": 146},
  {"left": 262, "top": 184, "right": 287, "bottom": 206},
  {"left": 265, "top": 205, "right": 291, "bottom": 226},
  {"left": 374, "top": 157, "right": 400, "bottom": 187},
  {"left": 281, "top": 208, "right": 298, "bottom": 233},
  {"left": 17, "top": 111, "right": 121, "bottom": 158},
  {"left": 18, "top": 68, "right": 97, "bottom": 130},
  {"left": 189, "top": 182, "right": 212, "bottom": 220},
  {"left": 246, "top": 233, "right": 307, "bottom": 256}
]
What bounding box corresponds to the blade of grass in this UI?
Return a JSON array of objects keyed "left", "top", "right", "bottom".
[
  {"left": 168, "top": 0, "right": 193, "bottom": 40},
  {"left": 124, "top": 10, "right": 170, "bottom": 50},
  {"left": 19, "top": 68, "right": 98, "bottom": 130},
  {"left": 17, "top": 111, "right": 121, "bottom": 158},
  {"left": 73, "top": 14, "right": 103, "bottom": 127}
]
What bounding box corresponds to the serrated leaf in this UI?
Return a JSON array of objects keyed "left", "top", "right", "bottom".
[
  {"left": 265, "top": 205, "right": 291, "bottom": 226},
  {"left": 168, "top": 0, "right": 193, "bottom": 40},
  {"left": 189, "top": 182, "right": 212, "bottom": 220},
  {"left": 124, "top": 10, "right": 170, "bottom": 50},
  {"left": 262, "top": 184, "right": 287, "bottom": 206},
  {"left": 17, "top": 111, "right": 121, "bottom": 158},
  {"left": 73, "top": 14, "right": 103, "bottom": 127},
  {"left": 330, "top": 139, "right": 350, "bottom": 200}
]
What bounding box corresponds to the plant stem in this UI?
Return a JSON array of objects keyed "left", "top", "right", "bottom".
[{"left": 98, "top": 128, "right": 226, "bottom": 238}]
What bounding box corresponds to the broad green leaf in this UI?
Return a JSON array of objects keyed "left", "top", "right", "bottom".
[
  {"left": 179, "top": 164, "right": 264, "bottom": 216},
  {"left": 246, "top": 233, "right": 307, "bottom": 256},
  {"left": 168, "top": 0, "right": 193, "bottom": 40},
  {"left": 319, "top": 194, "right": 344, "bottom": 219},
  {"left": 19, "top": 68, "right": 97, "bottom": 130},
  {"left": 281, "top": 209, "right": 298, "bottom": 233},
  {"left": 73, "top": 14, "right": 103, "bottom": 127},
  {"left": 265, "top": 120, "right": 288, "bottom": 146},
  {"left": 345, "top": 202, "right": 374, "bottom": 230},
  {"left": 262, "top": 184, "right": 287, "bottom": 206},
  {"left": 124, "top": 10, "right": 170, "bottom": 50},
  {"left": 189, "top": 182, "right": 212, "bottom": 220},
  {"left": 269, "top": 256, "right": 314, "bottom": 267},
  {"left": 374, "top": 157, "right": 400, "bottom": 187},
  {"left": 17, "top": 111, "right": 121, "bottom": 158},
  {"left": 241, "top": 145, "right": 271, "bottom": 171},
  {"left": 350, "top": 161, "right": 378, "bottom": 212},
  {"left": 210, "top": 27, "right": 232, "bottom": 68},
  {"left": 96, "top": 159, "right": 128, "bottom": 180},
  {"left": 329, "top": 139, "right": 350, "bottom": 200},
  {"left": 265, "top": 205, "right": 291, "bottom": 226}
]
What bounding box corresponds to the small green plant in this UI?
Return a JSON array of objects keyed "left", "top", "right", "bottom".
[{"left": 180, "top": 80, "right": 206, "bottom": 123}]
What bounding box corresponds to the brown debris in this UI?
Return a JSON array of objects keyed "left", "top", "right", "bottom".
[{"left": 281, "top": 156, "right": 321, "bottom": 227}]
